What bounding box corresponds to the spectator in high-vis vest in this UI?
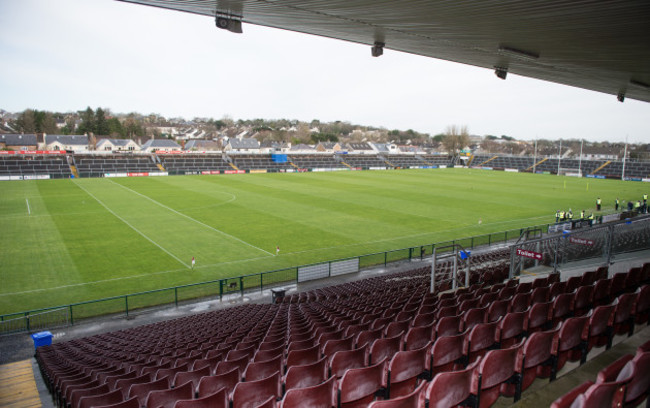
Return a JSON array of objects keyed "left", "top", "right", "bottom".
[{"left": 596, "top": 197, "right": 601, "bottom": 211}]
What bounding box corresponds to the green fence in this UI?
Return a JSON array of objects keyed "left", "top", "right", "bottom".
[{"left": 0, "top": 222, "right": 552, "bottom": 335}]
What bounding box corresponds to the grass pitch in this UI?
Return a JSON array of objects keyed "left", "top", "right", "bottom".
[{"left": 0, "top": 168, "right": 645, "bottom": 314}]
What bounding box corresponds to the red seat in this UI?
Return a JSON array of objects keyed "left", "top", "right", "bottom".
[
  {"left": 384, "top": 320, "right": 410, "bottom": 338},
  {"left": 509, "top": 292, "right": 531, "bottom": 313},
  {"left": 585, "top": 304, "right": 615, "bottom": 352},
  {"left": 485, "top": 299, "right": 509, "bottom": 323},
  {"left": 355, "top": 328, "right": 384, "bottom": 348},
  {"left": 612, "top": 293, "right": 636, "bottom": 337},
  {"left": 369, "top": 334, "right": 402, "bottom": 365},
  {"left": 530, "top": 286, "right": 550, "bottom": 305},
  {"left": 214, "top": 355, "right": 249, "bottom": 377},
  {"left": 403, "top": 324, "right": 434, "bottom": 351},
  {"left": 573, "top": 285, "right": 594, "bottom": 316},
  {"left": 459, "top": 298, "right": 481, "bottom": 314},
  {"left": 597, "top": 351, "right": 650, "bottom": 407},
  {"left": 551, "top": 292, "right": 575, "bottom": 326},
  {"left": 435, "top": 304, "right": 459, "bottom": 319},
  {"left": 550, "top": 381, "right": 593, "bottom": 408},
  {"left": 549, "top": 281, "right": 567, "bottom": 299},
  {"left": 525, "top": 301, "right": 552, "bottom": 333},
  {"left": 464, "top": 321, "right": 499, "bottom": 364},
  {"left": 173, "top": 388, "right": 228, "bottom": 408},
  {"left": 128, "top": 377, "right": 170, "bottom": 408},
  {"left": 105, "top": 371, "right": 138, "bottom": 391},
  {"left": 231, "top": 372, "right": 281, "bottom": 408},
  {"left": 497, "top": 311, "right": 526, "bottom": 348},
  {"left": 286, "top": 344, "right": 320, "bottom": 371},
  {"left": 78, "top": 389, "right": 123, "bottom": 408},
  {"left": 196, "top": 367, "right": 240, "bottom": 398},
  {"left": 551, "top": 316, "right": 589, "bottom": 379},
  {"left": 424, "top": 359, "right": 479, "bottom": 408},
  {"left": 386, "top": 345, "right": 429, "bottom": 398},
  {"left": 329, "top": 345, "right": 368, "bottom": 379},
  {"left": 565, "top": 276, "right": 582, "bottom": 293},
  {"left": 279, "top": 376, "right": 337, "bottom": 408},
  {"left": 93, "top": 397, "right": 140, "bottom": 408},
  {"left": 244, "top": 355, "right": 283, "bottom": 382},
  {"left": 581, "top": 271, "right": 597, "bottom": 286},
  {"left": 593, "top": 279, "right": 612, "bottom": 306},
  {"left": 254, "top": 346, "right": 284, "bottom": 363},
  {"left": 470, "top": 341, "right": 524, "bottom": 408},
  {"left": 368, "top": 381, "right": 426, "bottom": 408},
  {"left": 114, "top": 373, "right": 153, "bottom": 399},
  {"left": 145, "top": 381, "right": 193, "bottom": 408},
  {"left": 435, "top": 315, "right": 461, "bottom": 338},
  {"left": 172, "top": 365, "right": 210, "bottom": 390},
  {"left": 430, "top": 332, "right": 465, "bottom": 377},
  {"left": 634, "top": 285, "right": 650, "bottom": 325},
  {"left": 321, "top": 336, "right": 354, "bottom": 358},
  {"left": 610, "top": 272, "right": 628, "bottom": 299},
  {"left": 569, "top": 381, "right": 625, "bottom": 408},
  {"left": 70, "top": 383, "right": 111, "bottom": 408},
  {"left": 518, "top": 327, "right": 559, "bottom": 397},
  {"left": 338, "top": 360, "right": 387, "bottom": 408},
  {"left": 283, "top": 357, "right": 328, "bottom": 393}
]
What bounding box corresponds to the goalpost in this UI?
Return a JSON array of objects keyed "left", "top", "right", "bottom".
[{"left": 557, "top": 168, "right": 582, "bottom": 177}]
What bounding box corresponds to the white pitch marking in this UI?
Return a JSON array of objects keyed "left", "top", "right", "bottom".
[
  {"left": 25, "top": 198, "right": 31, "bottom": 215},
  {"left": 73, "top": 180, "right": 190, "bottom": 269},
  {"left": 107, "top": 179, "right": 274, "bottom": 256}
]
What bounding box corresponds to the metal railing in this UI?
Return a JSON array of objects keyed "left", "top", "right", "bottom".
[{"left": 1, "top": 222, "right": 556, "bottom": 335}]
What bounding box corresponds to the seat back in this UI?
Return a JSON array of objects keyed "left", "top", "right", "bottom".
[
  {"left": 283, "top": 356, "right": 328, "bottom": 392},
  {"left": 243, "top": 355, "right": 283, "bottom": 382},
  {"left": 329, "top": 345, "right": 368, "bottom": 378},
  {"left": 338, "top": 360, "right": 386, "bottom": 407},
  {"left": 196, "top": 367, "right": 240, "bottom": 398},
  {"left": 425, "top": 359, "right": 479, "bottom": 408},
  {"left": 232, "top": 372, "right": 281, "bottom": 408},
  {"left": 145, "top": 380, "right": 193, "bottom": 408},
  {"left": 387, "top": 345, "right": 429, "bottom": 398},
  {"left": 173, "top": 388, "right": 228, "bottom": 408},
  {"left": 369, "top": 333, "right": 402, "bottom": 365},
  {"left": 280, "top": 376, "right": 337, "bottom": 408},
  {"left": 431, "top": 332, "right": 465, "bottom": 375}
]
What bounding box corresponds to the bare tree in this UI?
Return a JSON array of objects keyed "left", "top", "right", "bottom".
[{"left": 442, "top": 125, "right": 470, "bottom": 155}]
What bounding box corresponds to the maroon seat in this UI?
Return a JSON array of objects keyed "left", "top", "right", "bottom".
[
  {"left": 384, "top": 320, "right": 410, "bottom": 338},
  {"left": 551, "top": 292, "right": 575, "bottom": 326},
  {"left": 459, "top": 298, "right": 481, "bottom": 314},
  {"left": 93, "top": 397, "right": 140, "bottom": 408},
  {"left": 612, "top": 293, "right": 636, "bottom": 337},
  {"left": 435, "top": 304, "right": 459, "bottom": 319},
  {"left": 114, "top": 373, "right": 152, "bottom": 399},
  {"left": 128, "top": 377, "right": 170, "bottom": 408},
  {"left": 573, "top": 285, "right": 594, "bottom": 316},
  {"left": 196, "top": 367, "right": 240, "bottom": 398},
  {"left": 283, "top": 357, "right": 328, "bottom": 393},
  {"left": 470, "top": 341, "right": 524, "bottom": 407},
  {"left": 526, "top": 301, "right": 552, "bottom": 333},
  {"left": 145, "top": 381, "right": 193, "bottom": 408},
  {"left": 464, "top": 321, "right": 499, "bottom": 364},
  {"left": 172, "top": 365, "right": 210, "bottom": 390},
  {"left": 279, "top": 376, "right": 337, "bottom": 408},
  {"left": 321, "top": 336, "right": 354, "bottom": 358},
  {"left": 369, "top": 334, "right": 402, "bottom": 365},
  {"left": 430, "top": 332, "right": 465, "bottom": 377},
  {"left": 462, "top": 307, "right": 488, "bottom": 332},
  {"left": 231, "top": 372, "right": 281, "bottom": 408},
  {"left": 355, "top": 328, "right": 384, "bottom": 349},
  {"left": 509, "top": 292, "right": 531, "bottom": 313},
  {"left": 498, "top": 286, "right": 516, "bottom": 301},
  {"left": 565, "top": 276, "right": 582, "bottom": 293},
  {"left": 386, "top": 344, "right": 430, "bottom": 399},
  {"left": 368, "top": 381, "right": 426, "bottom": 408},
  {"left": 551, "top": 316, "right": 589, "bottom": 379},
  {"left": 480, "top": 292, "right": 499, "bottom": 307},
  {"left": 424, "top": 359, "right": 479, "bottom": 408},
  {"left": 497, "top": 311, "right": 526, "bottom": 348},
  {"left": 585, "top": 304, "right": 615, "bottom": 353},
  {"left": 530, "top": 286, "right": 550, "bottom": 305},
  {"left": 518, "top": 327, "right": 559, "bottom": 397},
  {"left": 329, "top": 345, "right": 368, "bottom": 379},
  {"left": 435, "top": 315, "right": 461, "bottom": 338},
  {"left": 485, "top": 299, "right": 509, "bottom": 323},
  {"left": 173, "top": 388, "right": 228, "bottom": 408},
  {"left": 634, "top": 285, "right": 650, "bottom": 325},
  {"left": 70, "top": 383, "right": 111, "bottom": 408},
  {"left": 593, "top": 279, "right": 612, "bottom": 306},
  {"left": 549, "top": 281, "right": 567, "bottom": 299},
  {"left": 214, "top": 355, "right": 249, "bottom": 377},
  {"left": 338, "top": 360, "right": 386, "bottom": 408},
  {"left": 569, "top": 381, "right": 625, "bottom": 408},
  {"left": 105, "top": 371, "right": 138, "bottom": 391},
  {"left": 286, "top": 344, "right": 321, "bottom": 371},
  {"left": 78, "top": 389, "right": 123, "bottom": 408},
  {"left": 253, "top": 346, "right": 284, "bottom": 364},
  {"left": 403, "top": 324, "right": 434, "bottom": 351},
  {"left": 597, "top": 351, "right": 650, "bottom": 407},
  {"left": 287, "top": 338, "right": 315, "bottom": 353},
  {"left": 243, "top": 355, "right": 283, "bottom": 382},
  {"left": 610, "top": 273, "right": 628, "bottom": 299},
  {"left": 550, "top": 381, "right": 593, "bottom": 408},
  {"left": 62, "top": 378, "right": 99, "bottom": 407}
]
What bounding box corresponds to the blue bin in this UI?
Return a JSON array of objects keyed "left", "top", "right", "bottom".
[{"left": 31, "top": 331, "right": 53, "bottom": 349}]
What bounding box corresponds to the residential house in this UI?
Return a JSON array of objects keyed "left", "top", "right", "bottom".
[
  {"left": 95, "top": 138, "right": 140, "bottom": 152},
  {"left": 44, "top": 135, "right": 89, "bottom": 152},
  {"left": 315, "top": 142, "right": 343, "bottom": 153},
  {"left": 0, "top": 134, "right": 38, "bottom": 150},
  {"left": 347, "top": 142, "right": 374, "bottom": 155},
  {"left": 224, "top": 137, "right": 260, "bottom": 153},
  {"left": 140, "top": 138, "right": 182, "bottom": 152},
  {"left": 184, "top": 139, "right": 222, "bottom": 151}
]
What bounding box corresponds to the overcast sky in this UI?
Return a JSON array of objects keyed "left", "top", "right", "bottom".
[{"left": 1, "top": 0, "right": 649, "bottom": 143}]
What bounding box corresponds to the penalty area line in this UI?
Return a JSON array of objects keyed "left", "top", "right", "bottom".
[
  {"left": 73, "top": 180, "right": 191, "bottom": 269},
  {"left": 107, "top": 179, "right": 274, "bottom": 257},
  {"left": 25, "top": 198, "right": 31, "bottom": 215}
]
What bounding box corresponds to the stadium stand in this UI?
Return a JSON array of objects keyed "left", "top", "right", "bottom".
[
  {"left": 157, "top": 154, "right": 233, "bottom": 174},
  {"left": 30, "top": 258, "right": 650, "bottom": 407},
  {"left": 0, "top": 154, "right": 72, "bottom": 178},
  {"left": 73, "top": 154, "right": 161, "bottom": 177}
]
